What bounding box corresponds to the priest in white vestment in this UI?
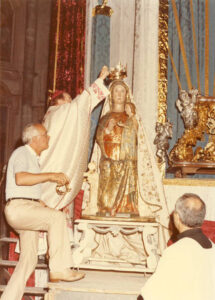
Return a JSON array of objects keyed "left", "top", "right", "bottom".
[
  {"left": 141, "top": 193, "right": 215, "bottom": 300},
  {"left": 40, "top": 66, "right": 109, "bottom": 210}
]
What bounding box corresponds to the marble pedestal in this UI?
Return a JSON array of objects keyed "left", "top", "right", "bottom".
[{"left": 72, "top": 218, "right": 159, "bottom": 273}]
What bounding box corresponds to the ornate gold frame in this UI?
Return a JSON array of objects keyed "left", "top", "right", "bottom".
[{"left": 158, "top": 0, "right": 169, "bottom": 125}]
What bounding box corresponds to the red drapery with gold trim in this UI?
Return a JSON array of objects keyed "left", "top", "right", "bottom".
[{"left": 47, "top": 0, "right": 86, "bottom": 98}]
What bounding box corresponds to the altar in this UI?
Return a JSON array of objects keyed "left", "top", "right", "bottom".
[{"left": 72, "top": 218, "right": 159, "bottom": 273}]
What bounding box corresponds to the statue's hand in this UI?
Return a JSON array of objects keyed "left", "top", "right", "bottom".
[{"left": 99, "top": 66, "right": 109, "bottom": 80}]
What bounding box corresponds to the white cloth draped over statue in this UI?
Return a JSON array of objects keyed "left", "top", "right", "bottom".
[{"left": 40, "top": 78, "right": 109, "bottom": 209}]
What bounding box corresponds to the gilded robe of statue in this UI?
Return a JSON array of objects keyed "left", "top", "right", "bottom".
[{"left": 96, "top": 111, "right": 138, "bottom": 214}]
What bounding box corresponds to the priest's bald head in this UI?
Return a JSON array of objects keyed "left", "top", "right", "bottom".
[{"left": 173, "top": 193, "right": 206, "bottom": 233}]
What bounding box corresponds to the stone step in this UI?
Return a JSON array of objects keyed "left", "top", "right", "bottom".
[
  {"left": 46, "top": 270, "right": 148, "bottom": 300},
  {"left": 0, "top": 259, "right": 47, "bottom": 269},
  {"left": 0, "top": 285, "right": 47, "bottom": 295}
]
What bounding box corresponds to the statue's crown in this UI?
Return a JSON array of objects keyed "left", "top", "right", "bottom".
[{"left": 109, "top": 62, "right": 127, "bottom": 80}]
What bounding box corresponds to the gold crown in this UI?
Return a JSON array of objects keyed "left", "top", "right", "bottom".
[{"left": 108, "top": 62, "right": 127, "bottom": 80}]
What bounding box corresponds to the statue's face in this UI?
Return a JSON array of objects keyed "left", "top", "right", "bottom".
[{"left": 112, "top": 84, "right": 127, "bottom": 105}]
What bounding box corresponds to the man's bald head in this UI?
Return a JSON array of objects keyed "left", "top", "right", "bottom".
[{"left": 175, "top": 193, "right": 206, "bottom": 228}]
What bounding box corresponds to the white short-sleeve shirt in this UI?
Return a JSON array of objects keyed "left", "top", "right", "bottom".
[{"left": 6, "top": 145, "right": 42, "bottom": 200}]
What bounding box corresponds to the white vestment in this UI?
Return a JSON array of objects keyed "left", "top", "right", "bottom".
[
  {"left": 40, "top": 78, "right": 109, "bottom": 209},
  {"left": 141, "top": 238, "right": 215, "bottom": 300}
]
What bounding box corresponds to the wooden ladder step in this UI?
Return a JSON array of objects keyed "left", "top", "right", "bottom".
[
  {"left": 0, "top": 259, "right": 47, "bottom": 269},
  {"left": 0, "top": 285, "right": 47, "bottom": 295}
]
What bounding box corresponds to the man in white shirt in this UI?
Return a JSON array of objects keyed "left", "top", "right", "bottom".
[
  {"left": 2, "top": 123, "right": 85, "bottom": 300},
  {"left": 141, "top": 193, "right": 215, "bottom": 300}
]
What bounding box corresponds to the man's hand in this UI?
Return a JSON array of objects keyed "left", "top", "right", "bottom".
[
  {"left": 49, "top": 173, "right": 70, "bottom": 185},
  {"left": 99, "top": 66, "right": 109, "bottom": 80},
  {"left": 39, "top": 200, "right": 47, "bottom": 207}
]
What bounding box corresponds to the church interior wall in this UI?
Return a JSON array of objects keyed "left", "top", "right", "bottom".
[
  {"left": 0, "top": 0, "right": 52, "bottom": 161},
  {"left": 0, "top": 0, "right": 52, "bottom": 237}
]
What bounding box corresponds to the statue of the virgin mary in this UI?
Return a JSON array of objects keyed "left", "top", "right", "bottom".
[{"left": 82, "top": 64, "right": 170, "bottom": 251}]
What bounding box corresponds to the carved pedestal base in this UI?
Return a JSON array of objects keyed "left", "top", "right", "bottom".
[{"left": 72, "top": 219, "right": 159, "bottom": 273}]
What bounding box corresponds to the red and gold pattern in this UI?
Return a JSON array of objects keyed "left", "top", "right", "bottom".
[{"left": 47, "top": 0, "right": 86, "bottom": 99}]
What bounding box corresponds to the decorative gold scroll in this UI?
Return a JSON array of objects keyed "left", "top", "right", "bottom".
[
  {"left": 158, "top": 0, "right": 169, "bottom": 124},
  {"left": 205, "top": 0, "right": 209, "bottom": 96},
  {"left": 157, "top": 0, "right": 169, "bottom": 176}
]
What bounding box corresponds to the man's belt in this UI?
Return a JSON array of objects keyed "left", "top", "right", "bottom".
[{"left": 7, "top": 197, "right": 39, "bottom": 202}]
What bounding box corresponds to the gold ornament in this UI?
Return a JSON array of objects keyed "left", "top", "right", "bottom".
[
  {"left": 56, "top": 183, "right": 71, "bottom": 196},
  {"left": 108, "top": 62, "right": 127, "bottom": 81},
  {"left": 92, "top": 0, "right": 113, "bottom": 17}
]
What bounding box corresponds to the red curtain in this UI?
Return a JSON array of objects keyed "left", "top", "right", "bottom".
[
  {"left": 167, "top": 220, "right": 215, "bottom": 246},
  {"left": 202, "top": 220, "right": 215, "bottom": 243},
  {"left": 47, "top": 0, "right": 86, "bottom": 99}
]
